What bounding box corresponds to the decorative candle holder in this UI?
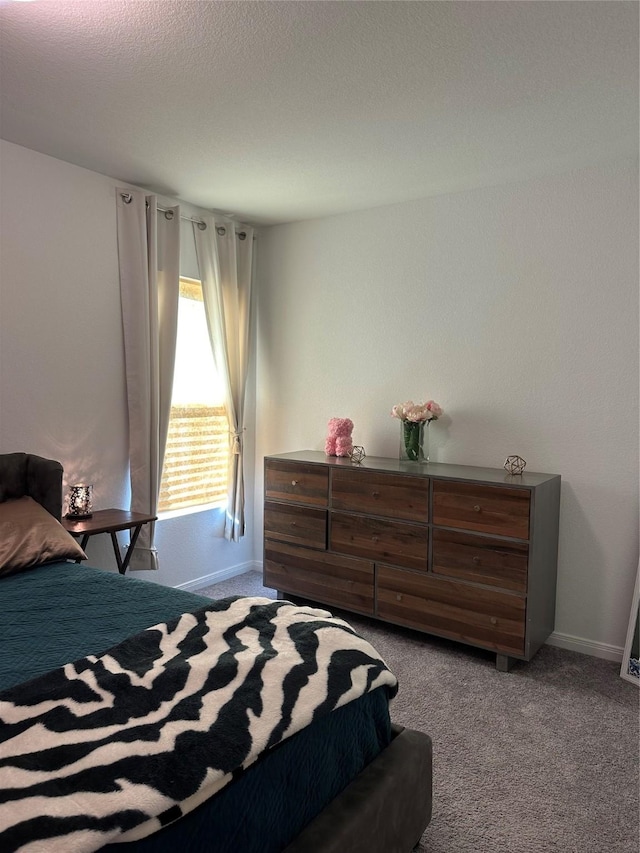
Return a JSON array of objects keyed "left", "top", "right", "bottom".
[{"left": 67, "top": 484, "right": 93, "bottom": 519}]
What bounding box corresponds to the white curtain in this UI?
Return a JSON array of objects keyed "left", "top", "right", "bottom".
[
  {"left": 116, "top": 189, "right": 180, "bottom": 569},
  {"left": 193, "top": 217, "right": 254, "bottom": 542}
]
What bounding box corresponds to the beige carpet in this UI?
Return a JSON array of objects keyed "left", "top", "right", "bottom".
[{"left": 198, "top": 570, "right": 639, "bottom": 853}]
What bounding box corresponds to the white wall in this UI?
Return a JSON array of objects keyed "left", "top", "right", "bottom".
[
  {"left": 255, "top": 156, "right": 639, "bottom": 659},
  {"left": 2, "top": 139, "right": 637, "bottom": 656},
  {"left": 0, "top": 140, "right": 256, "bottom": 588}
]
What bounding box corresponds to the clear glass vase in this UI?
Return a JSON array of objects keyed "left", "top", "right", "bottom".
[{"left": 400, "top": 420, "right": 429, "bottom": 463}]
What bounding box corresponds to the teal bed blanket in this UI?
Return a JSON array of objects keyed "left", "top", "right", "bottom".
[
  {"left": 0, "top": 563, "right": 393, "bottom": 853},
  {"left": 0, "top": 562, "right": 212, "bottom": 691}
]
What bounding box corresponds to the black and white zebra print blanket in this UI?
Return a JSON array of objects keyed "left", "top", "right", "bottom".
[{"left": 0, "top": 596, "right": 397, "bottom": 853}]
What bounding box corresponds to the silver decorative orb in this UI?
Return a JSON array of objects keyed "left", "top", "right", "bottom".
[
  {"left": 349, "top": 446, "right": 366, "bottom": 464},
  {"left": 504, "top": 455, "right": 526, "bottom": 475}
]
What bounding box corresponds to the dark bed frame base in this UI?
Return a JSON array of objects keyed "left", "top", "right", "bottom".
[
  {"left": 1, "top": 453, "right": 434, "bottom": 853},
  {"left": 283, "top": 724, "right": 432, "bottom": 853}
]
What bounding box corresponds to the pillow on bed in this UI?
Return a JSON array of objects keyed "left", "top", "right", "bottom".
[{"left": 0, "top": 496, "right": 86, "bottom": 576}]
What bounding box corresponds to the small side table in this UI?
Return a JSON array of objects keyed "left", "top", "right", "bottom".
[{"left": 62, "top": 508, "right": 157, "bottom": 575}]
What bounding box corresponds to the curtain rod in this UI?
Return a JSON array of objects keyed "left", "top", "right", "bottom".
[{"left": 119, "top": 192, "right": 248, "bottom": 239}]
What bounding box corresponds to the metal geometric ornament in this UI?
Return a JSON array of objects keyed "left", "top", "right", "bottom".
[
  {"left": 504, "top": 455, "right": 527, "bottom": 475},
  {"left": 349, "top": 446, "right": 366, "bottom": 464}
]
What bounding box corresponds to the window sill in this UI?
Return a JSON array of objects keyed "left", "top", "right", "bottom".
[{"left": 158, "top": 502, "right": 226, "bottom": 522}]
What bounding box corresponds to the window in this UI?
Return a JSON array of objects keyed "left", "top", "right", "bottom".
[{"left": 158, "top": 277, "right": 228, "bottom": 514}]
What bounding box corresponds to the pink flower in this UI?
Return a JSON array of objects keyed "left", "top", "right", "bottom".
[{"left": 391, "top": 398, "right": 444, "bottom": 422}]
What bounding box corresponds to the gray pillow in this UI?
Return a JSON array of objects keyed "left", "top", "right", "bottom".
[{"left": 0, "top": 497, "right": 86, "bottom": 576}]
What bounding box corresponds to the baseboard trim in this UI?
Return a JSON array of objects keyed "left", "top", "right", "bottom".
[
  {"left": 546, "top": 631, "right": 623, "bottom": 662},
  {"left": 175, "top": 560, "right": 261, "bottom": 593}
]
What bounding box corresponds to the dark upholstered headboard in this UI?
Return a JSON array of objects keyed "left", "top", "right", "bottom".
[{"left": 0, "top": 453, "right": 64, "bottom": 520}]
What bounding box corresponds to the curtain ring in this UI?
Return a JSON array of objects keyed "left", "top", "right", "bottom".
[
  {"left": 164, "top": 209, "right": 175, "bottom": 220},
  {"left": 216, "top": 226, "right": 226, "bottom": 236},
  {"left": 237, "top": 231, "right": 246, "bottom": 241},
  {"left": 197, "top": 220, "right": 207, "bottom": 231},
  {"left": 121, "top": 192, "right": 133, "bottom": 204}
]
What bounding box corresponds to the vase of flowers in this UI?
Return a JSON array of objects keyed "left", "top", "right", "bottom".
[{"left": 392, "top": 400, "right": 443, "bottom": 463}]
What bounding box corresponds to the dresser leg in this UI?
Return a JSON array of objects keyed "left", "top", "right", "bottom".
[{"left": 496, "top": 654, "right": 517, "bottom": 672}]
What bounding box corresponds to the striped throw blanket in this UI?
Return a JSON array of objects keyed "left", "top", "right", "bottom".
[{"left": 0, "top": 597, "right": 397, "bottom": 852}]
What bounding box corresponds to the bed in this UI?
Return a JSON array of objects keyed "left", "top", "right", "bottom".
[{"left": 0, "top": 452, "right": 432, "bottom": 853}]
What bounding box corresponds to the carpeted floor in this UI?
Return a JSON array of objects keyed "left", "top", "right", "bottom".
[{"left": 198, "top": 571, "right": 639, "bottom": 853}]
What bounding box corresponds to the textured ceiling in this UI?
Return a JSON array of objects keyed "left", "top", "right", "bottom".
[{"left": 0, "top": 0, "right": 637, "bottom": 225}]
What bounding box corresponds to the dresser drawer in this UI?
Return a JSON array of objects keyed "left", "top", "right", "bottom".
[
  {"left": 265, "top": 461, "right": 329, "bottom": 507},
  {"left": 264, "top": 501, "right": 327, "bottom": 549},
  {"left": 331, "top": 468, "right": 428, "bottom": 523},
  {"left": 377, "top": 565, "right": 525, "bottom": 656},
  {"left": 330, "top": 511, "right": 428, "bottom": 572},
  {"left": 264, "top": 540, "right": 374, "bottom": 615},
  {"left": 432, "top": 481, "right": 530, "bottom": 539},
  {"left": 432, "top": 529, "right": 528, "bottom": 593}
]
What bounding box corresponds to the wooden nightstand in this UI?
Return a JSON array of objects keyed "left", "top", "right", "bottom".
[{"left": 62, "top": 508, "right": 157, "bottom": 575}]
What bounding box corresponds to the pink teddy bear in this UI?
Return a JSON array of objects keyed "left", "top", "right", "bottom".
[{"left": 325, "top": 417, "right": 354, "bottom": 457}]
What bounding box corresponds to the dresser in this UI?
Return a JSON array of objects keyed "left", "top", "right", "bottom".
[{"left": 263, "top": 451, "right": 561, "bottom": 671}]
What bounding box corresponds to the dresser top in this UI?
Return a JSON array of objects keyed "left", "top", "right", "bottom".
[{"left": 265, "top": 450, "right": 560, "bottom": 488}]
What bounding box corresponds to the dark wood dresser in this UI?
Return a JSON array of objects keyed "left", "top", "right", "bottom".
[{"left": 263, "top": 450, "right": 561, "bottom": 671}]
